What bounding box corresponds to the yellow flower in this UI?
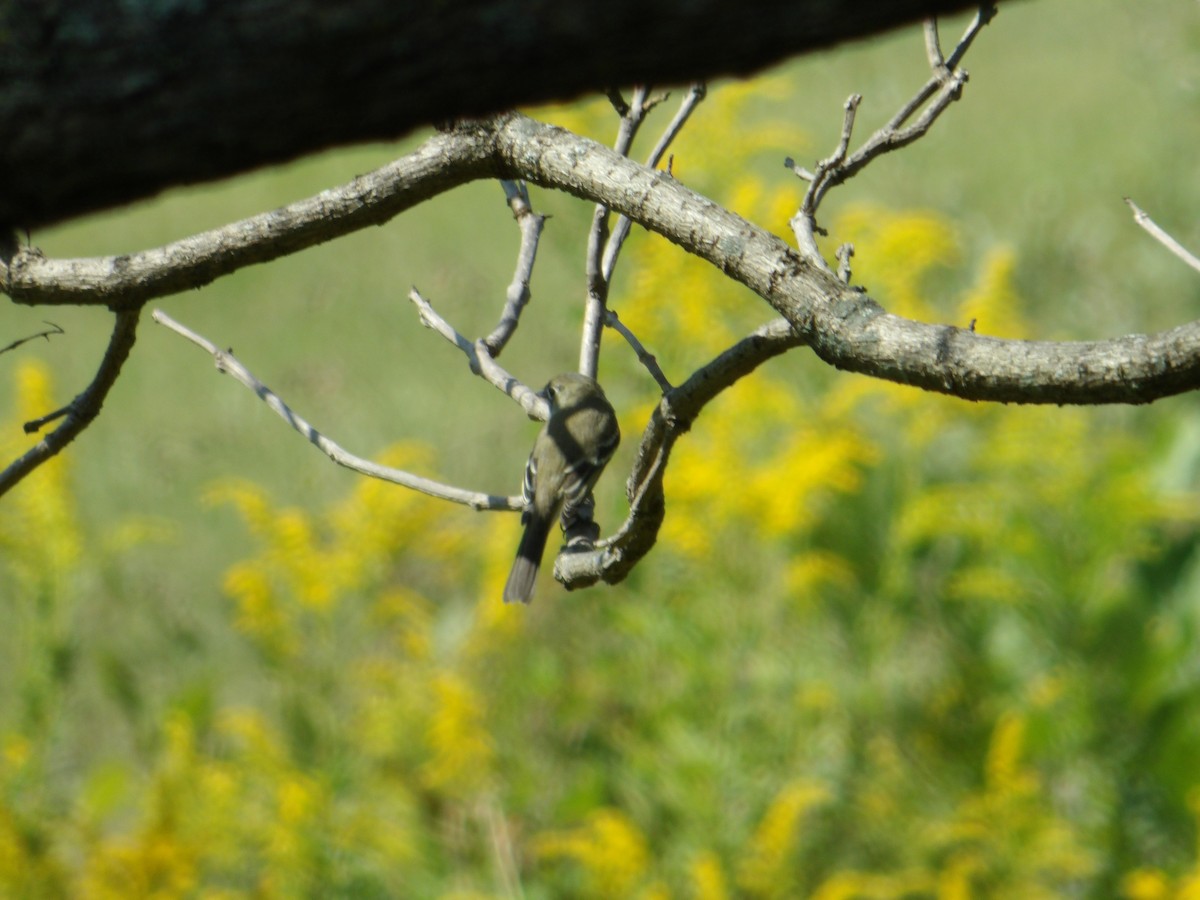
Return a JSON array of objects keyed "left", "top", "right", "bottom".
[
  {"left": 535, "top": 808, "right": 651, "bottom": 898},
  {"left": 421, "top": 672, "right": 495, "bottom": 797},
  {"left": 691, "top": 850, "right": 730, "bottom": 900},
  {"left": 738, "top": 781, "right": 830, "bottom": 898},
  {"left": 1121, "top": 868, "right": 1171, "bottom": 900}
]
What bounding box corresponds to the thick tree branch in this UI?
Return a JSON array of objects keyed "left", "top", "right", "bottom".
[
  {"left": 0, "top": 0, "right": 1001, "bottom": 229},
  {"left": 1, "top": 128, "right": 498, "bottom": 309},
  {"left": 488, "top": 115, "right": 1200, "bottom": 405},
  {"left": 7, "top": 112, "right": 1200, "bottom": 406}
]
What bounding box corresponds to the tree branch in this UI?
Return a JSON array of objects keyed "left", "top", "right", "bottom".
[
  {"left": 602, "top": 84, "right": 707, "bottom": 281},
  {"left": 0, "top": 310, "right": 139, "bottom": 498},
  {"left": 788, "top": 3, "right": 994, "bottom": 264},
  {"left": 151, "top": 309, "right": 522, "bottom": 511},
  {"left": 482, "top": 181, "right": 546, "bottom": 355},
  {"left": 1126, "top": 198, "right": 1200, "bottom": 277},
  {"left": 1, "top": 126, "right": 497, "bottom": 309},
  {"left": 409, "top": 288, "right": 547, "bottom": 420},
  {"left": 0, "top": 321, "right": 63, "bottom": 357},
  {"left": 488, "top": 114, "right": 1200, "bottom": 405},
  {"left": 9, "top": 112, "right": 1200, "bottom": 407}
]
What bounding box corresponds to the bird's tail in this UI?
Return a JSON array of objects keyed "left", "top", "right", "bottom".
[{"left": 503, "top": 514, "right": 552, "bottom": 603}]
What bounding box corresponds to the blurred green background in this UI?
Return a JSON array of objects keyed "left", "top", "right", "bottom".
[{"left": 4, "top": 0, "right": 1200, "bottom": 896}]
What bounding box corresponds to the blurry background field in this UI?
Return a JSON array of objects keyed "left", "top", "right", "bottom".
[{"left": 4, "top": 0, "right": 1200, "bottom": 896}]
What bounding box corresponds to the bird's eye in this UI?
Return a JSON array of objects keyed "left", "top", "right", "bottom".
[{"left": 546, "top": 385, "right": 557, "bottom": 401}]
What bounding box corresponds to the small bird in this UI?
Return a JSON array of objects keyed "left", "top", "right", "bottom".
[{"left": 504, "top": 372, "right": 621, "bottom": 603}]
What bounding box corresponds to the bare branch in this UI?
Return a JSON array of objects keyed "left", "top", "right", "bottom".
[
  {"left": 482, "top": 180, "right": 546, "bottom": 355},
  {"left": 835, "top": 243, "right": 855, "bottom": 284},
  {"left": 790, "top": 93, "right": 862, "bottom": 264},
  {"left": 605, "top": 88, "right": 630, "bottom": 119},
  {"left": 891, "top": 3, "right": 994, "bottom": 129},
  {"left": 0, "top": 310, "right": 139, "bottom": 498},
  {"left": 788, "top": 3, "right": 994, "bottom": 262},
  {"left": 1, "top": 126, "right": 496, "bottom": 309},
  {"left": 0, "top": 321, "right": 64, "bottom": 358},
  {"left": 581, "top": 86, "right": 657, "bottom": 379},
  {"left": 484, "top": 115, "right": 1200, "bottom": 405},
  {"left": 605, "top": 309, "right": 673, "bottom": 392},
  {"left": 601, "top": 83, "right": 708, "bottom": 283},
  {"left": 945, "top": 2, "right": 997, "bottom": 70},
  {"left": 151, "top": 309, "right": 521, "bottom": 511},
  {"left": 1126, "top": 198, "right": 1200, "bottom": 277},
  {"left": 409, "top": 288, "right": 547, "bottom": 420},
  {"left": 580, "top": 202, "right": 612, "bottom": 380},
  {"left": 7, "top": 111, "right": 1200, "bottom": 408},
  {"left": 924, "top": 18, "right": 945, "bottom": 69}
]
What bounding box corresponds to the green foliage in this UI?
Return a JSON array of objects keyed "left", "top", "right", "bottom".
[{"left": 5, "top": 2, "right": 1200, "bottom": 896}]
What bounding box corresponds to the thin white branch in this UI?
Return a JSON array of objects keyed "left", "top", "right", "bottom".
[
  {"left": 601, "top": 83, "right": 707, "bottom": 282},
  {"left": 924, "top": 18, "right": 945, "bottom": 70},
  {"left": 945, "top": 2, "right": 997, "bottom": 70},
  {"left": 605, "top": 309, "right": 673, "bottom": 391},
  {"left": 484, "top": 180, "right": 546, "bottom": 354},
  {"left": 151, "top": 308, "right": 522, "bottom": 511},
  {"left": 409, "top": 288, "right": 547, "bottom": 420},
  {"left": 581, "top": 86, "right": 657, "bottom": 379},
  {"left": 1126, "top": 198, "right": 1200, "bottom": 277}
]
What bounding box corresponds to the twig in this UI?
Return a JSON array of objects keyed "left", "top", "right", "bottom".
[
  {"left": 580, "top": 202, "right": 612, "bottom": 380},
  {"left": 1126, "top": 198, "right": 1200, "bottom": 276},
  {"left": 151, "top": 309, "right": 522, "bottom": 511},
  {"left": 0, "top": 310, "right": 139, "bottom": 498},
  {"left": 580, "top": 87, "right": 657, "bottom": 379},
  {"left": 945, "top": 2, "right": 997, "bottom": 70},
  {"left": 591, "top": 84, "right": 706, "bottom": 390},
  {"left": 787, "top": 3, "right": 995, "bottom": 266},
  {"left": 924, "top": 19, "right": 945, "bottom": 70},
  {"left": 605, "top": 310, "right": 673, "bottom": 392},
  {"left": 788, "top": 93, "right": 862, "bottom": 262},
  {"left": 483, "top": 181, "right": 546, "bottom": 354},
  {"left": 0, "top": 321, "right": 63, "bottom": 357},
  {"left": 409, "top": 288, "right": 547, "bottom": 420},
  {"left": 601, "top": 83, "right": 707, "bottom": 282},
  {"left": 835, "top": 243, "right": 855, "bottom": 284}
]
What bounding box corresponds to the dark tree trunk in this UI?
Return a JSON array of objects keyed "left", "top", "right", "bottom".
[{"left": 1, "top": 0, "right": 1000, "bottom": 229}]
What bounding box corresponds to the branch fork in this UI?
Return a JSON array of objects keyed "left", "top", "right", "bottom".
[{"left": 787, "top": 2, "right": 996, "bottom": 271}]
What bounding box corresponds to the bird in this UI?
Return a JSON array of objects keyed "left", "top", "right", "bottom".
[{"left": 503, "top": 372, "right": 620, "bottom": 603}]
